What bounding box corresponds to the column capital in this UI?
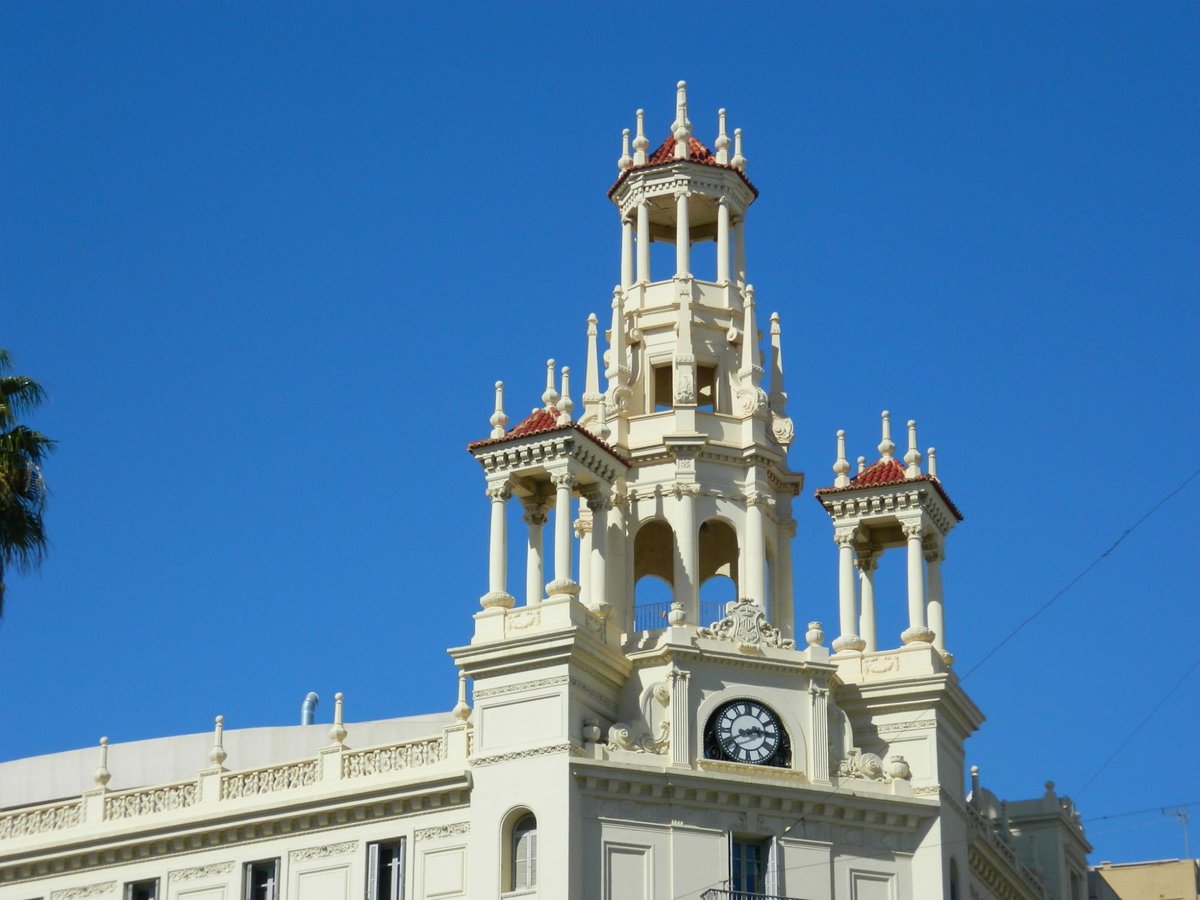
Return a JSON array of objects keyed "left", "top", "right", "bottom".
[
  {"left": 746, "top": 490, "right": 775, "bottom": 510},
  {"left": 902, "top": 521, "right": 924, "bottom": 540},
  {"left": 673, "top": 188, "right": 692, "bottom": 200},
  {"left": 834, "top": 528, "right": 857, "bottom": 548},
  {"left": 485, "top": 483, "right": 512, "bottom": 502},
  {"left": 671, "top": 482, "right": 701, "bottom": 499},
  {"left": 521, "top": 496, "right": 550, "bottom": 525},
  {"left": 573, "top": 517, "right": 593, "bottom": 538},
  {"left": 853, "top": 552, "right": 880, "bottom": 573},
  {"left": 923, "top": 544, "right": 945, "bottom": 563},
  {"left": 550, "top": 472, "right": 577, "bottom": 490}
]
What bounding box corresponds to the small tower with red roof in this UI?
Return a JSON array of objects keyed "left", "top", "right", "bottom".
[{"left": 815, "top": 411, "right": 962, "bottom": 662}]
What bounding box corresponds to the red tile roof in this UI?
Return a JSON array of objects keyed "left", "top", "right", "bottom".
[
  {"left": 646, "top": 134, "right": 719, "bottom": 166},
  {"left": 607, "top": 132, "right": 759, "bottom": 200},
  {"left": 466, "top": 406, "right": 629, "bottom": 465},
  {"left": 814, "top": 458, "right": 963, "bottom": 522}
]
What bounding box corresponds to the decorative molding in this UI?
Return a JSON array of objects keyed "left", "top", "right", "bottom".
[
  {"left": 474, "top": 676, "right": 569, "bottom": 699},
  {"left": 870, "top": 719, "right": 938, "bottom": 735},
  {"left": 105, "top": 781, "right": 197, "bottom": 820},
  {"left": 221, "top": 760, "right": 318, "bottom": 799},
  {"left": 470, "top": 743, "right": 575, "bottom": 767},
  {"left": 51, "top": 883, "right": 116, "bottom": 900},
  {"left": 342, "top": 737, "right": 445, "bottom": 778},
  {"left": 170, "top": 861, "right": 235, "bottom": 881},
  {"left": 414, "top": 822, "right": 470, "bottom": 841},
  {"left": 698, "top": 597, "right": 795, "bottom": 651},
  {"left": 290, "top": 840, "right": 359, "bottom": 861},
  {"left": 0, "top": 799, "right": 82, "bottom": 840},
  {"left": 864, "top": 655, "right": 900, "bottom": 675}
]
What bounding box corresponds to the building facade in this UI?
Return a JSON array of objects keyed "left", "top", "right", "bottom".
[{"left": 0, "top": 83, "right": 1093, "bottom": 900}]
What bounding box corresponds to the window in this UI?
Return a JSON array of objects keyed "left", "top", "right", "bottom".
[
  {"left": 729, "top": 836, "right": 780, "bottom": 898},
  {"left": 696, "top": 364, "right": 717, "bottom": 411},
  {"left": 511, "top": 813, "right": 537, "bottom": 890},
  {"left": 125, "top": 881, "right": 158, "bottom": 900},
  {"left": 653, "top": 364, "right": 673, "bottom": 411},
  {"left": 367, "top": 839, "right": 406, "bottom": 900},
  {"left": 243, "top": 859, "right": 279, "bottom": 900}
]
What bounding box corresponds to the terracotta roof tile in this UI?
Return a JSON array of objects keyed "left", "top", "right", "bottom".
[
  {"left": 646, "top": 134, "right": 719, "bottom": 166},
  {"left": 607, "top": 132, "right": 759, "bottom": 200},
  {"left": 813, "top": 458, "right": 964, "bottom": 522},
  {"left": 466, "top": 407, "right": 629, "bottom": 466}
]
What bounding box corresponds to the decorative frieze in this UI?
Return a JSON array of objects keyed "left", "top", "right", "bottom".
[
  {"left": 51, "top": 883, "right": 116, "bottom": 899},
  {"left": 170, "top": 861, "right": 234, "bottom": 881},
  {"left": 414, "top": 822, "right": 470, "bottom": 841},
  {"left": 474, "top": 676, "right": 569, "bottom": 699},
  {"left": 470, "top": 743, "right": 575, "bottom": 767},
  {"left": 290, "top": 840, "right": 359, "bottom": 861}
]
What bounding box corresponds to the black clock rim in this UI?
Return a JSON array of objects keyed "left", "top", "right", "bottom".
[{"left": 710, "top": 699, "right": 784, "bottom": 765}]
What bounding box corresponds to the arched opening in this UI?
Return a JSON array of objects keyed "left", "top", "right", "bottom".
[
  {"left": 949, "top": 859, "right": 960, "bottom": 900},
  {"left": 632, "top": 519, "right": 675, "bottom": 631},
  {"left": 501, "top": 809, "right": 537, "bottom": 893},
  {"left": 699, "top": 518, "right": 739, "bottom": 625}
]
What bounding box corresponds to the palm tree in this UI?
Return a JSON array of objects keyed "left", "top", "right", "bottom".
[{"left": 0, "top": 350, "right": 54, "bottom": 616}]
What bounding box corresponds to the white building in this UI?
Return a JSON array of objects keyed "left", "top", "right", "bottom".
[{"left": 0, "top": 82, "right": 1093, "bottom": 900}]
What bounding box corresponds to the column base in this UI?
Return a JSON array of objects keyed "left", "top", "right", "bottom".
[
  {"left": 901, "top": 625, "right": 935, "bottom": 645},
  {"left": 545, "top": 579, "right": 581, "bottom": 602},
  {"left": 479, "top": 591, "right": 515, "bottom": 610},
  {"left": 832, "top": 634, "right": 866, "bottom": 653}
]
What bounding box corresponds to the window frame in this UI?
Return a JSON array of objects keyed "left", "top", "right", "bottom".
[
  {"left": 366, "top": 837, "right": 407, "bottom": 900},
  {"left": 124, "top": 882, "right": 159, "bottom": 900},
  {"left": 243, "top": 858, "right": 280, "bottom": 900}
]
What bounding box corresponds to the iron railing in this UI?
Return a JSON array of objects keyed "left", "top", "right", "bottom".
[
  {"left": 700, "top": 891, "right": 809, "bottom": 900},
  {"left": 634, "top": 599, "right": 727, "bottom": 632}
]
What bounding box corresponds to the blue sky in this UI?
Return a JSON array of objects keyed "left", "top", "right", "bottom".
[{"left": 2, "top": 2, "right": 1197, "bottom": 865}]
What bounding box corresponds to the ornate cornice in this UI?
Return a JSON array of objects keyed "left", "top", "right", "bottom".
[{"left": 470, "top": 743, "right": 577, "bottom": 767}]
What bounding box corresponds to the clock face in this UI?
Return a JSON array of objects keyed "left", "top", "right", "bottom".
[{"left": 712, "top": 700, "right": 783, "bottom": 765}]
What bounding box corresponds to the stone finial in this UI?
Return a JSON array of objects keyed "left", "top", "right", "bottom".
[
  {"left": 806, "top": 621, "right": 825, "bottom": 646},
  {"left": 731, "top": 127, "right": 746, "bottom": 170},
  {"left": 584, "top": 313, "right": 601, "bottom": 402},
  {"left": 927, "top": 447, "right": 938, "bottom": 479},
  {"left": 633, "top": 109, "right": 648, "bottom": 165},
  {"left": 672, "top": 80, "right": 692, "bottom": 159},
  {"left": 556, "top": 366, "right": 574, "bottom": 425},
  {"left": 93, "top": 737, "right": 111, "bottom": 788},
  {"left": 833, "top": 430, "right": 851, "bottom": 487},
  {"left": 489, "top": 381, "right": 508, "bottom": 438},
  {"left": 617, "top": 128, "right": 633, "bottom": 172},
  {"left": 904, "top": 419, "right": 922, "bottom": 478},
  {"left": 715, "top": 108, "right": 730, "bottom": 164},
  {"left": 452, "top": 672, "right": 471, "bottom": 722},
  {"left": 209, "top": 715, "right": 227, "bottom": 768},
  {"left": 541, "top": 358, "right": 559, "bottom": 408},
  {"left": 857, "top": 455, "right": 866, "bottom": 474},
  {"left": 329, "top": 692, "right": 347, "bottom": 747},
  {"left": 667, "top": 601, "right": 686, "bottom": 626},
  {"left": 738, "top": 285, "right": 760, "bottom": 382},
  {"left": 970, "top": 765, "right": 981, "bottom": 805},
  {"left": 878, "top": 410, "right": 896, "bottom": 460}
]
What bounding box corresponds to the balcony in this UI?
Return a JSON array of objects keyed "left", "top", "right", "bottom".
[
  {"left": 700, "top": 891, "right": 809, "bottom": 900},
  {"left": 634, "top": 599, "right": 726, "bottom": 632}
]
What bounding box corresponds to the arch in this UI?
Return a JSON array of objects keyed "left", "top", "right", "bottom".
[
  {"left": 633, "top": 575, "right": 673, "bottom": 631},
  {"left": 694, "top": 690, "right": 806, "bottom": 774},
  {"left": 698, "top": 517, "right": 739, "bottom": 585},
  {"left": 634, "top": 518, "right": 675, "bottom": 585},
  {"left": 500, "top": 807, "right": 537, "bottom": 892}
]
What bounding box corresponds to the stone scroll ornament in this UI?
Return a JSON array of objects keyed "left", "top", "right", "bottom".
[
  {"left": 698, "top": 598, "right": 795, "bottom": 651},
  {"left": 606, "top": 682, "right": 671, "bottom": 754},
  {"left": 836, "top": 749, "right": 912, "bottom": 782}
]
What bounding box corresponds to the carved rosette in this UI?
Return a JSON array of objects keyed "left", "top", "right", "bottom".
[{"left": 698, "top": 598, "right": 795, "bottom": 651}]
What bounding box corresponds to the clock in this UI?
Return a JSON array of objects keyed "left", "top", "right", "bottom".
[{"left": 704, "top": 699, "right": 789, "bottom": 767}]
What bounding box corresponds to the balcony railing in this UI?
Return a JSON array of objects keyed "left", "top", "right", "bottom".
[
  {"left": 634, "top": 600, "right": 727, "bottom": 632},
  {"left": 701, "top": 891, "right": 809, "bottom": 900}
]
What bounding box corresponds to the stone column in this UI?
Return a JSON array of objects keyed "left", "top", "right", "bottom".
[
  {"left": 587, "top": 492, "right": 610, "bottom": 615},
  {"left": 636, "top": 200, "right": 651, "bottom": 283},
  {"left": 832, "top": 530, "right": 864, "bottom": 652},
  {"left": 546, "top": 473, "right": 580, "bottom": 601},
  {"left": 522, "top": 498, "right": 548, "bottom": 605},
  {"left": 774, "top": 517, "right": 796, "bottom": 640},
  {"left": 809, "top": 679, "right": 830, "bottom": 783},
  {"left": 901, "top": 522, "right": 933, "bottom": 644},
  {"left": 716, "top": 197, "right": 731, "bottom": 283},
  {"left": 855, "top": 550, "right": 879, "bottom": 653},
  {"left": 675, "top": 190, "right": 690, "bottom": 278},
  {"left": 733, "top": 215, "right": 746, "bottom": 287},
  {"left": 668, "top": 665, "right": 691, "bottom": 767},
  {"left": 926, "top": 541, "right": 946, "bottom": 655},
  {"left": 481, "top": 480, "right": 514, "bottom": 609},
  {"left": 745, "top": 492, "right": 768, "bottom": 608},
  {"left": 672, "top": 484, "right": 699, "bottom": 623},
  {"left": 621, "top": 216, "right": 634, "bottom": 289},
  {"left": 575, "top": 516, "right": 592, "bottom": 608}
]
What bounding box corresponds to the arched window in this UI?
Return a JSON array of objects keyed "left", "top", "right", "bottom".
[
  {"left": 511, "top": 814, "right": 537, "bottom": 890},
  {"left": 949, "top": 859, "right": 960, "bottom": 900}
]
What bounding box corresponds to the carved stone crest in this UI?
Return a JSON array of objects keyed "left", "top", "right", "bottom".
[{"left": 698, "top": 598, "right": 795, "bottom": 651}]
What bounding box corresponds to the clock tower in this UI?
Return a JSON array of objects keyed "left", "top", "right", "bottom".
[{"left": 451, "top": 82, "right": 983, "bottom": 900}]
